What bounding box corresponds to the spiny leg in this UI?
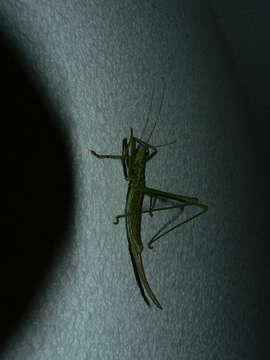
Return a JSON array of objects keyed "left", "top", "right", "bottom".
[
  {"left": 112, "top": 198, "right": 206, "bottom": 249},
  {"left": 113, "top": 202, "right": 187, "bottom": 224},
  {"left": 140, "top": 186, "right": 207, "bottom": 248},
  {"left": 145, "top": 186, "right": 200, "bottom": 203},
  {"left": 113, "top": 185, "right": 201, "bottom": 224},
  {"left": 148, "top": 202, "right": 208, "bottom": 249}
]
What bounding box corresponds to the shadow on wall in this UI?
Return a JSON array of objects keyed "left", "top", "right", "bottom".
[{"left": 0, "top": 33, "right": 74, "bottom": 352}]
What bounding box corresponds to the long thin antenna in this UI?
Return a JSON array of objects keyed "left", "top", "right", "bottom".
[
  {"left": 140, "top": 83, "right": 155, "bottom": 141},
  {"left": 146, "top": 79, "right": 167, "bottom": 143},
  {"left": 146, "top": 44, "right": 180, "bottom": 144},
  {"left": 155, "top": 140, "right": 177, "bottom": 148},
  {"left": 141, "top": 40, "right": 180, "bottom": 144}
]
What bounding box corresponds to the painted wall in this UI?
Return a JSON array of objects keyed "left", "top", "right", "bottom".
[{"left": 0, "top": 1, "right": 268, "bottom": 359}]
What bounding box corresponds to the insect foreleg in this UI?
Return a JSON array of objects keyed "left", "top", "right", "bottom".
[
  {"left": 91, "top": 137, "right": 130, "bottom": 180},
  {"left": 90, "top": 150, "right": 126, "bottom": 159}
]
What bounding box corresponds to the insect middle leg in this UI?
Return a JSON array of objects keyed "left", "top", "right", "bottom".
[
  {"left": 113, "top": 202, "right": 186, "bottom": 224},
  {"left": 113, "top": 186, "right": 207, "bottom": 248}
]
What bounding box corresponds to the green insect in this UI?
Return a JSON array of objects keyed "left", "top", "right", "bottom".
[{"left": 91, "top": 86, "right": 208, "bottom": 309}]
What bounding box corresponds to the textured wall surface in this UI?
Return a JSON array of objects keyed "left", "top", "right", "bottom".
[{"left": 0, "top": 1, "right": 269, "bottom": 359}]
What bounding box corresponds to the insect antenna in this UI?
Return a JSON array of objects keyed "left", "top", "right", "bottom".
[
  {"left": 142, "top": 46, "right": 179, "bottom": 144},
  {"left": 140, "top": 83, "right": 155, "bottom": 142},
  {"left": 146, "top": 79, "right": 166, "bottom": 144},
  {"left": 155, "top": 140, "right": 176, "bottom": 148}
]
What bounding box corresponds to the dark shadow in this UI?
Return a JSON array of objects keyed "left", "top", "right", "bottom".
[{"left": 0, "top": 33, "right": 74, "bottom": 352}]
